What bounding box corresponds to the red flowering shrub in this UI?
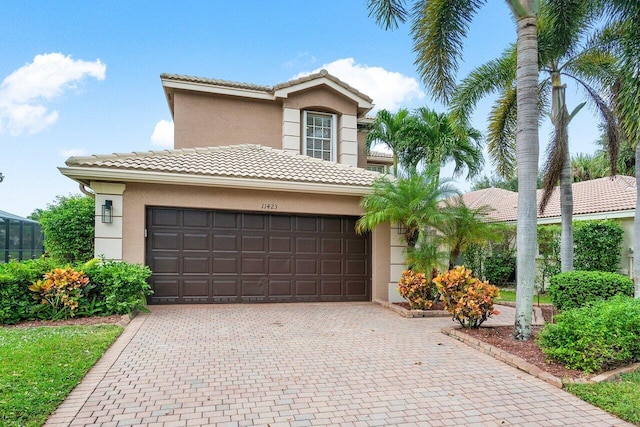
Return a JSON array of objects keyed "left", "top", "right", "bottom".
[
  {"left": 397, "top": 269, "right": 439, "bottom": 310},
  {"left": 433, "top": 266, "right": 500, "bottom": 328}
]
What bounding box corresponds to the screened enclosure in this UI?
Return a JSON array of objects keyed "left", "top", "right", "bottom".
[{"left": 0, "top": 210, "right": 45, "bottom": 263}]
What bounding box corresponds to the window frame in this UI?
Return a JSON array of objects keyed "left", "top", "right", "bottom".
[{"left": 303, "top": 110, "right": 338, "bottom": 162}]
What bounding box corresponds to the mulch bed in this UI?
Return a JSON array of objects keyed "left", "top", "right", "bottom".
[
  {"left": 3, "top": 315, "right": 123, "bottom": 328},
  {"left": 460, "top": 325, "right": 590, "bottom": 380}
]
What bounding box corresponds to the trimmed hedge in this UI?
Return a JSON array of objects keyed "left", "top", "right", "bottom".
[
  {"left": 548, "top": 270, "right": 633, "bottom": 310},
  {"left": 573, "top": 220, "right": 623, "bottom": 272},
  {"left": 537, "top": 296, "right": 640, "bottom": 373},
  {"left": 0, "top": 258, "right": 57, "bottom": 324}
]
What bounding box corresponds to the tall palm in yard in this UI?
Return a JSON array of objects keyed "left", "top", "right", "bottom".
[
  {"left": 451, "top": 0, "right": 619, "bottom": 273},
  {"left": 356, "top": 166, "right": 458, "bottom": 269},
  {"left": 367, "top": 0, "right": 541, "bottom": 339},
  {"left": 366, "top": 109, "right": 411, "bottom": 177},
  {"left": 398, "top": 107, "right": 484, "bottom": 178},
  {"left": 600, "top": 0, "right": 640, "bottom": 297}
]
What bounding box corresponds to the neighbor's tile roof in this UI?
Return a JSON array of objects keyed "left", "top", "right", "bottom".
[
  {"left": 65, "top": 144, "right": 381, "bottom": 187},
  {"left": 161, "top": 69, "right": 373, "bottom": 103},
  {"left": 461, "top": 176, "right": 637, "bottom": 222}
]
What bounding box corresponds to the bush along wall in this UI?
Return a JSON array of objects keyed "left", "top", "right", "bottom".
[
  {"left": 573, "top": 220, "right": 623, "bottom": 272},
  {"left": 548, "top": 270, "right": 633, "bottom": 310}
]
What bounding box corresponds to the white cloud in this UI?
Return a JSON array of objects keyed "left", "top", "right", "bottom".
[
  {"left": 294, "top": 58, "right": 425, "bottom": 112},
  {"left": 59, "top": 148, "right": 88, "bottom": 158},
  {"left": 0, "top": 53, "right": 106, "bottom": 135},
  {"left": 150, "top": 120, "right": 174, "bottom": 147}
]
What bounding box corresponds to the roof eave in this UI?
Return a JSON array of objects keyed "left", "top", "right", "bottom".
[{"left": 58, "top": 166, "right": 373, "bottom": 197}]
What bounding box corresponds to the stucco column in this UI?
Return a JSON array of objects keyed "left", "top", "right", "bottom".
[
  {"left": 282, "top": 107, "right": 301, "bottom": 154},
  {"left": 388, "top": 223, "right": 406, "bottom": 302},
  {"left": 91, "top": 181, "right": 126, "bottom": 261},
  {"left": 339, "top": 114, "right": 358, "bottom": 167}
]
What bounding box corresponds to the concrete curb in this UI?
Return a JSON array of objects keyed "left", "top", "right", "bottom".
[
  {"left": 442, "top": 326, "right": 640, "bottom": 388},
  {"left": 44, "top": 311, "right": 150, "bottom": 426},
  {"left": 374, "top": 299, "right": 450, "bottom": 318}
]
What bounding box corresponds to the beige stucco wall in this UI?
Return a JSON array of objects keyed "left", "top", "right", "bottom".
[
  {"left": 120, "top": 182, "right": 391, "bottom": 301},
  {"left": 283, "top": 86, "right": 358, "bottom": 115},
  {"left": 173, "top": 91, "right": 282, "bottom": 149}
]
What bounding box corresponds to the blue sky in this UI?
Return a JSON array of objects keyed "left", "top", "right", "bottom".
[{"left": 1, "top": 1, "right": 604, "bottom": 217}]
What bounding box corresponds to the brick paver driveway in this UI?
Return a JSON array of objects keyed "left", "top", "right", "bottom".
[{"left": 47, "top": 303, "right": 631, "bottom": 426}]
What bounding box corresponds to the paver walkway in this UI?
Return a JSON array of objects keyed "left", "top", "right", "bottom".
[{"left": 46, "top": 303, "right": 631, "bottom": 426}]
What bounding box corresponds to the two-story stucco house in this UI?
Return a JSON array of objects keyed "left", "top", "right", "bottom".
[{"left": 60, "top": 70, "right": 406, "bottom": 305}]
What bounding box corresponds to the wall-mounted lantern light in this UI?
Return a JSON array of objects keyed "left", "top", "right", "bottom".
[{"left": 102, "top": 200, "right": 113, "bottom": 223}]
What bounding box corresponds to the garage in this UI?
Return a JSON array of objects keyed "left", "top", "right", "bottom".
[{"left": 146, "top": 207, "right": 371, "bottom": 303}]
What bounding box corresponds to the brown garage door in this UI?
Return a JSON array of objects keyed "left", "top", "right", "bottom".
[{"left": 146, "top": 207, "right": 371, "bottom": 304}]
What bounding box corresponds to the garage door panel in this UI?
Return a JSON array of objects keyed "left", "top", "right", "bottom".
[
  {"left": 321, "top": 238, "right": 342, "bottom": 254},
  {"left": 151, "top": 209, "right": 179, "bottom": 227},
  {"left": 147, "top": 207, "right": 371, "bottom": 304},
  {"left": 296, "top": 237, "right": 317, "bottom": 253},
  {"left": 152, "top": 256, "right": 180, "bottom": 273},
  {"left": 213, "top": 211, "right": 237, "bottom": 228},
  {"left": 183, "top": 210, "right": 208, "bottom": 228},
  {"left": 212, "top": 257, "right": 238, "bottom": 274},
  {"left": 183, "top": 279, "right": 209, "bottom": 297},
  {"left": 212, "top": 279, "right": 239, "bottom": 297},
  {"left": 269, "top": 280, "right": 292, "bottom": 297},
  {"left": 213, "top": 234, "right": 238, "bottom": 251},
  {"left": 242, "top": 235, "right": 266, "bottom": 252},
  {"left": 296, "top": 280, "right": 317, "bottom": 296},
  {"left": 241, "top": 257, "right": 266, "bottom": 274},
  {"left": 183, "top": 233, "right": 208, "bottom": 251},
  {"left": 241, "top": 279, "right": 266, "bottom": 297},
  {"left": 183, "top": 257, "right": 209, "bottom": 274},
  {"left": 151, "top": 232, "right": 179, "bottom": 250},
  {"left": 269, "top": 258, "right": 292, "bottom": 274},
  {"left": 321, "top": 280, "right": 342, "bottom": 296}
]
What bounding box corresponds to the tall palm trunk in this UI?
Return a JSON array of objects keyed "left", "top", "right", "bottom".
[
  {"left": 551, "top": 73, "right": 574, "bottom": 272},
  {"left": 513, "top": 12, "right": 539, "bottom": 341},
  {"left": 635, "top": 143, "right": 640, "bottom": 298}
]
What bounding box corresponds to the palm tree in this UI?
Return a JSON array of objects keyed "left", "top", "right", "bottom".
[
  {"left": 367, "top": 0, "right": 541, "bottom": 340},
  {"left": 397, "top": 107, "right": 484, "bottom": 178},
  {"left": 356, "top": 166, "right": 458, "bottom": 270},
  {"left": 600, "top": 0, "right": 640, "bottom": 298},
  {"left": 451, "top": 1, "right": 618, "bottom": 273},
  {"left": 366, "top": 109, "right": 411, "bottom": 177},
  {"left": 440, "top": 197, "right": 502, "bottom": 269}
]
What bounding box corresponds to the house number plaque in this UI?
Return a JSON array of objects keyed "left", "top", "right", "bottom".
[{"left": 261, "top": 203, "right": 278, "bottom": 210}]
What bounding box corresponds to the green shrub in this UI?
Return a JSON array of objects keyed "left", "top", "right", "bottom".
[
  {"left": 0, "top": 258, "right": 57, "bottom": 324},
  {"left": 574, "top": 220, "right": 623, "bottom": 272},
  {"left": 549, "top": 270, "right": 633, "bottom": 310},
  {"left": 83, "top": 260, "right": 153, "bottom": 314},
  {"left": 38, "top": 195, "right": 95, "bottom": 264},
  {"left": 484, "top": 251, "right": 516, "bottom": 286},
  {"left": 536, "top": 224, "right": 560, "bottom": 293},
  {"left": 537, "top": 296, "right": 640, "bottom": 373},
  {"left": 433, "top": 266, "right": 500, "bottom": 328}
]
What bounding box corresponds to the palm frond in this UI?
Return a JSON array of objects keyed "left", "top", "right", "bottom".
[
  {"left": 411, "top": 0, "right": 486, "bottom": 103},
  {"left": 367, "top": 0, "right": 409, "bottom": 30},
  {"left": 487, "top": 86, "right": 517, "bottom": 178}
]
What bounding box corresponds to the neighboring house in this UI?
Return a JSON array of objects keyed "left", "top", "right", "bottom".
[
  {"left": 60, "top": 70, "right": 402, "bottom": 304},
  {"left": 461, "top": 176, "right": 637, "bottom": 275}
]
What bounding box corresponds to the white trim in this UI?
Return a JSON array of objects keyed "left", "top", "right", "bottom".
[
  {"left": 274, "top": 78, "right": 373, "bottom": 109},
  {"left": 303, "top": 111, "right": 337, "bottom": 162},
  {"left": 162, "top": 79, "right": 273, "bottom": 101},
  {"left": 59, "top": 167, "right": 373, "bottom": 196}
]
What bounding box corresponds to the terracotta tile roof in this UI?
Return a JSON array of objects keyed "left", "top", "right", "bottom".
[
  {"left": 161, "top": 69, "right": 373, "bottom": 103},
  {"left": 65, "top": 144, "right": 381, "bottom": 187},
  {"left": 461, "top": 176, "right": 637, "bottom": 222},
  {"left": 368, "top": 150, "right": 393, "bottom": 159}
]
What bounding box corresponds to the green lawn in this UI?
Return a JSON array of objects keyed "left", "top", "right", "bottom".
[
  {"left": 0, "top": 324, "right": 123, "bottom": 427},
  {"left": 566, "top": 370, "right": 640, "bottom": 426},
  {"left": 495, "top": 289, "right": 552, "bottom": 304}
]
